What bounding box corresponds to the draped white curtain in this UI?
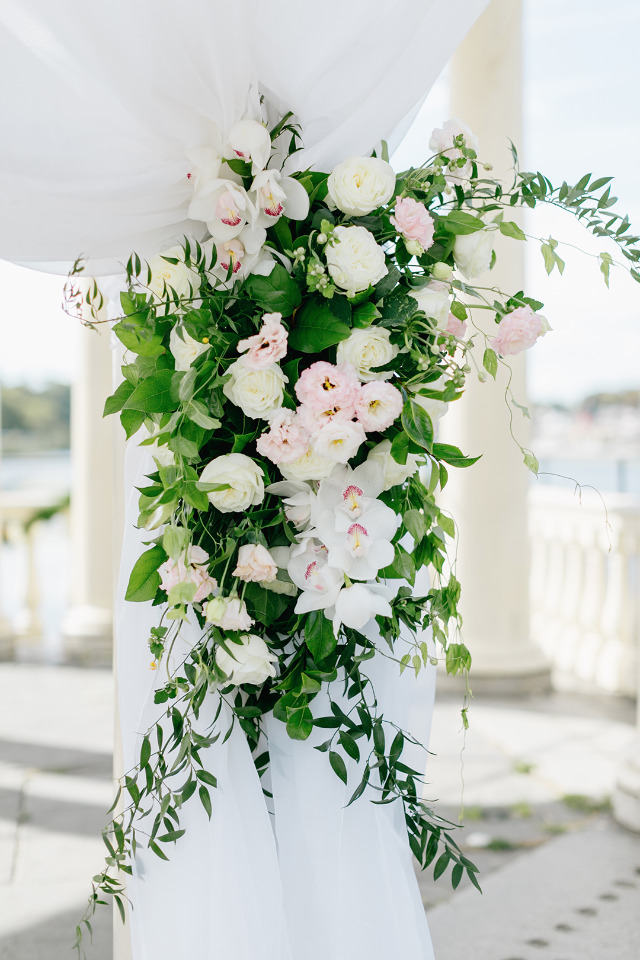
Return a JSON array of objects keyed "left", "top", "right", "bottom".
[{"left": 0, "top": 2, "right": 490, "bottom": 957}]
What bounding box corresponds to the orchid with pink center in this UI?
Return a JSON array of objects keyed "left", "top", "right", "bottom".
[
  {"left": 315, "top": 498, "right": 398, "bottom": 581},
  {"left": 224, "top": 119, "right": 272, "bottom": 174},
  {"left": 314, "top": 461, "right": 385, "bottom": 520},
  {"left": 251, "top": 170, "right": 310, "bottom": 228},
  {"left": 189, "top": 179, "right": 255, "bottom": 242},
  {"left": 237, "top": 312, "right": 288, "bottom": 370},
  {"left": 288, "top": 540, "right": 343, "bottom": 614},
  {"left": 266, "top": 478, "right": 315, "bottom": 531},
  {"left": 332, "top": 582, "right": 392, "bottom": 633}
]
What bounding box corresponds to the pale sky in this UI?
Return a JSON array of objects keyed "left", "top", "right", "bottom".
[{"left": 0, "top": 0, "right": 638, "bottom": 405}]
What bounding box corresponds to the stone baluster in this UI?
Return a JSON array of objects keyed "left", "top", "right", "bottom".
[{"left": 13, "top": 518, "right": 44, "bottom": 657}]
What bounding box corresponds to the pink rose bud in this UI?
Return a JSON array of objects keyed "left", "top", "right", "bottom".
[
  {"left": 390, "top": 197, "right": 435, "bottom": 253},
  {"left": 233, "top": 544, "right": 278, "bottom": 583},
  {"left": 490, "top": 305, "right": 543, "bottom": 356}
]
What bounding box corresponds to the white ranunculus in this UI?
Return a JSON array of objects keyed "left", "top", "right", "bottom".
[
  {"left": 367, "top": 440, "right": 423, "bottom": 491},
  {"left": 147, "top": 247, "right": 201, "bottom": 304},
  {"left": 453, "top": 228, "right": 495, "bottom": 280},
  {"left": 200, "top": 453, "right": 265, "bottom": 513},
  {"left": 409, "top": 281, "right": 451, "bottom": 331},
  {"left": 279, "top": 448, "right": 337, "bottom": 483},
  {"left": 215, "top": 633, "right": 278, "bottom": 686},
  {"left": 325, "top": 226, "right": 387, "bottom": 297},
  {"left": 169, "top": 326, "right": 210, "bottom": 372},
  {"left": 336, "top": 327, "right": 398, "bottom": 382},
  {"left": 327, "top": 156, "right": 396, "bottom": 216},
  {"left": 222, "top": 358, "right": 287, "bottom": 420}
]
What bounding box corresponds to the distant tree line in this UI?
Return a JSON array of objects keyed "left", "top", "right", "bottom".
[{"left": 1, "top": 383, "right": 70, "bottom": 453}]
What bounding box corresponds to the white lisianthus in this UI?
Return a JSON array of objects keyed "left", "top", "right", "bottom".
[
  {"left": 327, "top": 156, "right": 396, "bottom": 216},
  {"left": 367, "top": 440, "right": 423, "bottom": 491},
  {"left": 325, "top": 225, "right": 387, "bottom": 296},
  {"left": 222, "top": 358, "right": 287, "bottom": 419},
  {"left": 279, "top": 448, "right": 337, "bottom": 483},
  {"left": 453, "top": 227, "right": 495, "bottom": 280},
  {"left": 215, "top": 633, "right": 278, "bottom": 686},
  {"left": 336, "top": 327, "right": 398, "bottom": 381},
  {"left": 147, "top": 247, "right": 201, "bottom": 304},
  {"left": 200, "top": 453, "right": 265, "bottom": 513},
  {"left": 409, "top": 281, "right": 451, "bottom": 331},
  {"left": 225, "top": 119, "right": 272, "bottom": 174},
  {"left": 169, "top": 326, "right": 210, "bottom": 372}
]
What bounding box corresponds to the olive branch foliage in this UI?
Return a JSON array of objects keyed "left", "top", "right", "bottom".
[{"left": 70, "top": 121, "right": 638, "bottom": 957}]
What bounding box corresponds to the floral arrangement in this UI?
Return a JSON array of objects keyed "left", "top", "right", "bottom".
[{"left": 70, "top": 111, "right": 640, "bottom": 950}]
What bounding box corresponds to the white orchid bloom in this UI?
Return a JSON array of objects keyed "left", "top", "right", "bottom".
[
  {"left": 209, "top": 225, "right": 268, "bottom": 285},
  {"left": 252, "top": 169, "right": 310, "bottom": 228},
  {"left": 225, "top": 119, "right": 272, "bottom": 174},
  {"left": 332, "top": 582, "right": 392, "bottom": 633},
  {"left": 314, "top": 461, "right": 385, "bottom": 521},
  {"left": 186, "top": 145, "right": 223, "bottom": 196},
  {"left": 315, "top": 499, "right": 398, "bottom": 581},
  {"left": 288, "top": 539, "right": 343, "bottom": 614},
  {"left": 188, "top": 177, "right": 256, "bottom": 241},
  {"left": 267, "top": 479, "right": 316, "bottom": 531}
]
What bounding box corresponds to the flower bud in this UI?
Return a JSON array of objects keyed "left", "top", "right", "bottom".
[{"left": 432, "top": 262, "right": 453, "bottom": 281}]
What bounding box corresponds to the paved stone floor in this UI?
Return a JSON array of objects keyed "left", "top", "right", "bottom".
[{"left": 0, "top": 662, "right": 638, "bottom": 959}]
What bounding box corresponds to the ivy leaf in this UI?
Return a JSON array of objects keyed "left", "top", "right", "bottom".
[
  {"left": 104, "top": 379, "right": 134, "bottom": 417},
  {"left": 125, "top": 544, "right": 166, "bottom": 602},
  {"left": 401, "top": 400, "right": 433, "bottom": 452},
  {"left": 242, "top": 264, "right": 302, "bottom": 317},
  {"left": 288, "top": 298, "right": 351, "bottom": 353},
  {"left": 304, "top": 609, "right": 338, "bottom": 661},
  {"left": 124, "top": 370, "right": 176, "bottom": 413},
  {"left": 329, "top": 750, "right": 348, "bottom": 784}
]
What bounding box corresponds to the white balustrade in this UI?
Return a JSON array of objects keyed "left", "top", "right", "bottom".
[{"left": 529, "top": 484, "right": 640, "bottom": 696}]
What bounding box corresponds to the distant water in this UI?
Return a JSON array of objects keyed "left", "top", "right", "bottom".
[
  {"left": 536, "top": 457, "right": 640, "bottom": 498},
  {"left": 0, "top": 449, "right": 71, "bottom": 495}
]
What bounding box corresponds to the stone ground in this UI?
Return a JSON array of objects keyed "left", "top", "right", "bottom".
[{"left": 0, "top": 662, "right": 638, "bottom": 960}]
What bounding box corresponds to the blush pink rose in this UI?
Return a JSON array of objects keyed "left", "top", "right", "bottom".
[
  {"left": 237, "top": 312, "right": 288, "bottom": 370},
  {"left": 390, "top": 197, "right": 435, "bottom": 252},
  {"left": 354, "top": 381, "right": 403, "bottom": 432},
  {"left": 233, "top": 544, "right": 278, "bottom": 583},
  {"left": 490, "top": 305, "right": 542, "bottom": 356},
  {"left": 310, "top": 418, "right": 366, "bottom": 464},
  {"left": 445, "top": 312, "right": 467, "bottom": 338},
  {"left": 159, "top": 545, "right": 217, "bottom": 603},
  {"left": 256, "top": 409, "right": 310, "bottom": 464},
  {"left": 295, "top": 361, "right": 360, "bottom": 412}
]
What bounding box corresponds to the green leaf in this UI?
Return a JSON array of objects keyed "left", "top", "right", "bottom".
[
  {"left": 339, "top": 731, "right": 360, "bottom": 762},
  {"left": 120, "top": 408, "right": 145, "bottom": 440},
  {"left": 199, "top": 785, "right": 212, "bottom": 819},
  {"left": 403, "top": 509, "right": 427, "bottom": 542},
  {"left": 449, "top": 300, "right": 468, "bottom": 321},
  {"left": 196, "top": 769, "right": 218, "bottom": 788},
  {"left": 433, "top": 850, "right": 451, "bottom": 881},
  {"left": 124, "top": 370, "right": 176, "bottom": 413},
  {"left": 157, "top": 829, "right": 186, "bottom": 844},
  {"left": 440, "top": 210, "right": 484, "bottom": 235},
  {"left": 483, "top": 347, "right": 498, "bottom": 379},
  {"left": 329, "top": 750, "right": 348, "bottom": 784},
  {"left": 140, "top": 736, "right": 151, "bottom": 767},
  {"left": 523, "top": 450, "right": 539, "bottom": 474},
  {"left": 352, "top": 302, "right": 381, "bottom": 328},
  {"left": 286, "top": 706, "right": 314, "bottom": 741},
  {"left": 304, "top": 609, "right": 338, "bottom": 661},
  {"left": 288, "top": 297, "right": 351, "bottom": 353},
  {"left": 113, "top": 320, "right": 165, "bottom": 357},
  {"left": 451, "top": 863, "right": 464, "bottom": 889},
  {"left": 242, "top": 264, "right": 302, "bottom": 317},
  {"left": 432, "top": 443, "right": 481, "bottom": 468},
  {"left": 499, "top": 220, "right": 526, "bottom": 241},
  {"left": 244, "top": 582, "right": 291, "bottom": 626},
  {"left": 104, "top": 379, "right": 134, "bottom": 417},
  {"left": 125, "top": 544, "right": 166, "bottom": 602},
  {"left": 401, "top": 400, "right": 433, "bottom": 452}
]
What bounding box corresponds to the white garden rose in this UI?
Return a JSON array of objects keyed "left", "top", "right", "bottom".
[
  {"left": 147, "top": 246, "right": 200, "bottom": 303},
  {"left": 325, "top": 226, "right": 387, "bottom": 297},
  {"left": 200, "top": 453, "right": 265, "bottom": 513},
  {"left": 279, "top": 447, "right": 337, "bottom": 483},
  {"left": 222, "top": 358, "right": 287, "bottom": 419},
  {"left": 367, "top": 440, "right": 423, "bottom": 491},
  {"left": 409, "top": 281, "right": 451, "bottom": 332},
  {"left": 215, "top": 634, "right": 278, "bottom": 686},
  {"left": 327, "top": 156, "right": 396, "bottom": 216},
  {"left": 336, "top": 327, "right": 398, "bottom": 382},
  {"left": 453, "top": 227, "right": 495, "bottom": 279},
  {"left": 169, "top": 326, "right": 210, "bottom": 372}
]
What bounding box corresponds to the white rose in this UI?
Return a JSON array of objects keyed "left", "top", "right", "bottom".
[
  {"left": 215, "top": 633, "right": 278, "bottom": 686},
  {"left": 325, "top": 225, "right": 387, "bottom": 297},
  {"left": 170, "top": 326, "right": 210, "bottom": 372},
  {"left": 409, "top": 281, "right": 451, "bottom": 332},
  {"left": 453, "top": 228, "right": 495, "bottom": 280},
  {"left": 279, "top": 448, "right": 337, "bottom": 483},
  {"left": 310, "top": 419, "right": 366, "bottom": 464},
  {"left": 327, "top": 156, "right": 396, "bottom": 216},
  {"left": 367, "top": 440, "right": 423, "bottom": 491},
  {"left": 147, "top": 246, "right": 201, "bottom": 303},
  {"left": 222, "top": 358, "right": 287, "bottom": 419},
  {"left": 336, "top": 327, "right": 398, "bottom": 382},
  {"left": 206, "top": 596, "right": 254, "bottom": 631},
  {"left": 200, "top": 453, "right": 265, "bottom": 513}
]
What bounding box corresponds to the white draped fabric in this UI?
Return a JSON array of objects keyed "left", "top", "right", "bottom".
[{"left": 0, "top": 1, "right": 489, "bottom": 957}]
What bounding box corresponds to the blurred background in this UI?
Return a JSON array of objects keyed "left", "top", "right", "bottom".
[{"left": 0, "top": 1, "right": 639, "bottom": 958}]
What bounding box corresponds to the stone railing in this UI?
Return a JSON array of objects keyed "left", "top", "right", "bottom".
[{"left": 529, "top": 484, "right": 640, "bottom": 697}]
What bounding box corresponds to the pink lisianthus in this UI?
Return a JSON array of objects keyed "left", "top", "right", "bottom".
[
  {"left": 297, "top": 397, "right": 356, "bottom": 434},
  {"left": 237, "top": 312, "right": 288, "bottom": 370},
  {"left": 310, "top": 418, "right": 366, "bottom": 464},
  {"left": 445, "top": 312, "right": 467, "bottom": 339},
  {"left": 233, "top": 544, "right": 278, "bottom": 583},
  {"left": 256, "top": 409, "right": 310, "bottom": 464},
  {"left": 354, "top": 381, "right": 403, "bottom": 432},
  {"left": 490, "top": 305, "right": 542, "bottom": 356},
  {"left": 295, "top": 361, "right": 360, "bottom": 412},
  {"left": 158, "top": 544, "right": 217, "bottom": 603},
  {"left": 390, "top": 197, "right": 435, "bottom": 253}
]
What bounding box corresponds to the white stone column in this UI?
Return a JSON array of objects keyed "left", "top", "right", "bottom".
[
  {"left": 61, "top": 307, "right": 114, "bottom": 665},
  {"left": 439, "top": 0, "right": 550, "bottom": 694}
]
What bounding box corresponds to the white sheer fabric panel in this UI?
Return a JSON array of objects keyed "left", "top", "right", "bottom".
[{"left": 0, "top": 0, "right": 488, "bottom": 271}]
